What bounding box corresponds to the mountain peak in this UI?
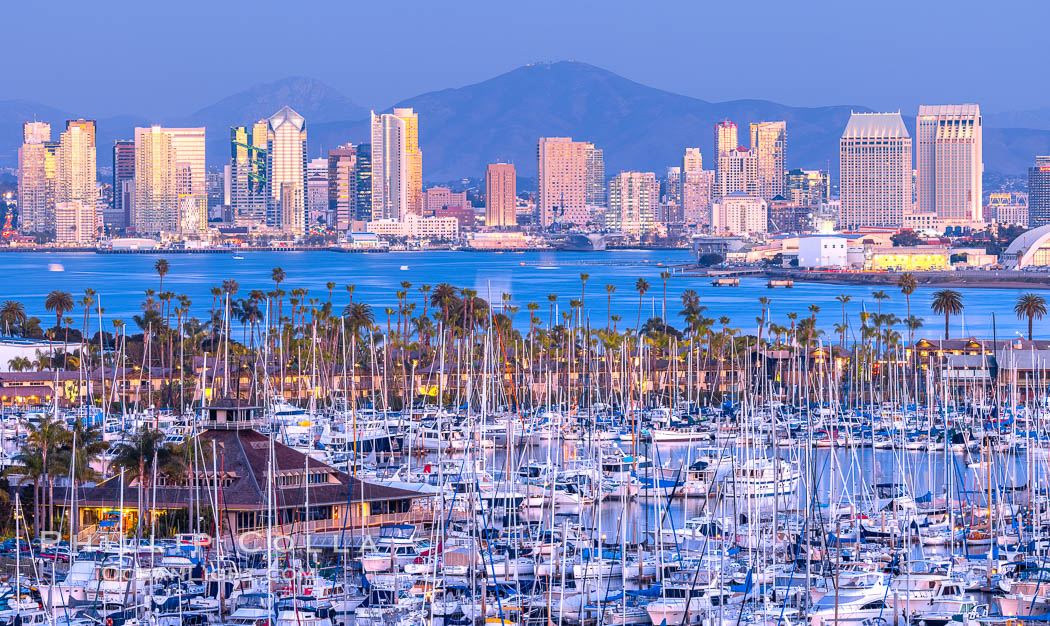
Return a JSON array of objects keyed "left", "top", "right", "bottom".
[{"left": 187, "top": 76, "right": 366, "bottom": 125}]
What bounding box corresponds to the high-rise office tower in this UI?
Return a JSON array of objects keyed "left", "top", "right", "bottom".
[
  {"left": 55, "top": 120, "right": 97, "bottom": 241},
  {"left": 665, "top": 167, "right": 681, "bottom": 207},
  {"left": 839, "top": 112, "right": 912, "bottom": 228},
  {"left": 785, "top": 169, "right": 829, "bottom": 207},
  {"left": 715, "top": 121, "right": 738, "bottom": 157},
  {"left": 537, "top": 137, "right": 590, "bottom": 227},
  {"left": 750, "top": 121, "right": 786, "bottom": 200},
  {"left": 229, "top": 122, "right": 269, "bottom": 226},
  {"left": 266, "top": 106, "right": 307, "bottom": 235},
  {"left": 306, "top": 157, "right": 329, "bottom": 227},
  {"left": 327, "top": 144, "right": 356, "bottom": 230},
  {"left": 1029, "top": 156, "right": 1050, "bottom": 228},
  {"left": 355, "top": 144, "right": 372, "bottom": 222},
  {"left": 916, "top": 104, "right": 983, "bottom": 221},
  {"left": 585, "top": 145, "right": 606, "bottom": 208},
  {"left": 485, "top": 163, "right": 516, "bottom": 229},
  {"left": 18, "top": 122, "right": 52, "bottom": 233},
  {"left": 607, "top": 171, "right": 658, "bottom": 235},
  {"left": 716, "top": 149, "right": 758, "bottom": 199},
  {"left": 370, "top": 108, "right": 422, "bottom": 221},
  {"left": 112, "top": 140, "right": 135, "bottom": 228},
  {"left": 167, "top": 128, "right": 207, "bottom": 234},
  {"left": 134, "top": 126, "right": 177, "bottom": 233},
  {"left": 680, "top": 148, "right": 711, "bottom": 225}
]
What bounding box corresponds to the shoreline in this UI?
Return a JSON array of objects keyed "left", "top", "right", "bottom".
[{"left": 758, "top": 268, "right": 1050, "bottom": 290}]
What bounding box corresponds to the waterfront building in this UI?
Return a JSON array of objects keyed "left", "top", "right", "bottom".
[
  {"left": 229, "top": 122, "right": 269, "bottom": 227},
  {"left": 112, "top": 140, "right": 135, "bottom": 228},
  {"left": 785, "top": 169, "right": 828, "bottom": 207},
  {"left": 916, "top": 104, "right": 983, "bottom": 221},
  {"left": 370, "top": 108, "right": 422, "bottom": 221},
  {"left": 327, "top": 144, "right": 356, "bottom": 231},
  {"left": 585, "top": 145, "right": 606, "bottom": 208},
  {"left": 537, "top": 137, "right": 590, "bottom": 227},
  {"left": 797, "top": 235, "right": 849, "bottom": 267},
  {"left": 485, "top": 162, "right": 516, "bottom": 229},
  {"left": 866, "top": 245, "right": 950, "bottom": 271},
  {"left": 134, "top": 126, "right": 178, "bottom": 233},
  {"left": 422, "top": 186, "right": 469, "bottom": 216},
  {"left": 839, "top": 112, "right": 912, "bottom": 228},
  {"left": 17, "top": 122, "right": 52, "bottom": 233},
  {"left": 306, "top": 157, "right": 329, "bottom": 227},
  {"left": 606, "top": 171, "right": 658, "bottom": 236},
  {"left": 55, "top": 200, "right": 97, "bottom": 245},
  {"left": 1003, "top": 223, "right": 1050, "bottom": 267},
  {"left": 750, "top": 121, "right": 787, "bottom": 200},
  {"left": 367, "top": 213, "right": 459, "bottom": 240},
  {"left": 355, "top": 143, "right": 372, "bottom": 222},
  {"left": 711, "top": 192, "right": 767, "bottom": 235},
  {"left": 1029, "top": 156, "right": 1050, "bottom": 228},
  {"left": 266, "top": 106, "right": 307, "bottom": 235}
]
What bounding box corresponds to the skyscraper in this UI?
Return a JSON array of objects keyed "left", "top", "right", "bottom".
[
  {"left": 56, "top": 120, "right": 97, "bottom": 241},
  {"left": 785, "top": 169, "right": 829, "bottom": 207},
  {"left": 537, "top": 137, "right": 589, "bottom": 227},
  {"left": 716, "top": 148, "right": 757, "bottom": 199},
  {"left": 229, "top": 122, "right": 269, "bottom": 226},
  {"left": 916, "top": 104, "right": 983, "bottom": 221},
  {"left": 715, "top": 121, "right": 738, "bottom": 158},
  {"left": 370, "top": 108, "right": 422, "bottom": 221},
  {"left": 607, "top": 171, "right": 658, "bottom": 235},
  {"left": 485, "top": 163, "right": 516, "bottom": 229},
  {"left": 306, "top": 157, "right": 329, "bottom": 227},
  {"left": 168, "top": 128, "right": 207, "bottom": 234},
  {"left": 665, "top": 167, "right": 681, "bottom": 207},
  {"left": 112, "top": 140, "right": 135, "bottom": 228},
  {"left": 839, "top": 112, "right": 912, "bottom": 228},
  {"left": 355, "top": 144, "right": 372, "bottom": 222},
  {"left": 1029, "top": 156, "right": 1050, "bottom": 228},
  {"left": 18, "top": 122, "right": 51, "bottom": 233},
  {"left": 327, "top": 144, "right": 356, "bottom": 230},
  {"left": 680, "top": 148, "right": 712, "bottom": 225},
  {"left": 266, "top": 106, "right": 307, "bottom": 235},
  {"left": 134, "top": 126, "right": 177, "bottom": 233},
  {"left": 749, "top": 121, "right": 786, "bottom": 200},
  {"left": 585, "top": 145, "right": 606, "bottom": 208}
]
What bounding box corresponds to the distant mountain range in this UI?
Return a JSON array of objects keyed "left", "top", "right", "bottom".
[{"left": 2, "top": 61, "right": 1049, "bottom": 182}]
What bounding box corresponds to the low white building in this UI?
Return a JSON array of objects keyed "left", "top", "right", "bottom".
[
  {"left": 711, "top": 192, "right": 767, "bottom": 235},
  {"left": 367, "top": 214, "right": 460, "bottom": 240},
  {"left": 797, "top": 235, "right": 849, "bottom": 267}
]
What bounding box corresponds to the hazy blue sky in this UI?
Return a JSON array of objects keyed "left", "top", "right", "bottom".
[{"left": 6, "top": 0, "right": 1048, "bottom": 117}]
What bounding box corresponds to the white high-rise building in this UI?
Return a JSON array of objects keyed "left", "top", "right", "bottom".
[
  {"left": 370, "top": 108, "right": 422, "bottom": 221},
  {"left": 56, "top": 120, "right": 97, "bottom": 242},
  {"left": 134, "top": 126, "right": 177, "bottom": 234},
  {"left": 680, "top": 148, "right": 712, "bottom": 225},
  {"left": 839, "top": 112, "right": 912, "bottom": 228},
  {"left": 916, "top": 104, "right": 983, "bottom": 222},
  {"left": 607, "top": 171, "right": 658, "bottom": 236},
  {"left": 306, "top": 157, "right": 329, "bottom": 226},
  {"left": 716, "top": 148, "right": 757, "bottom": 199},
  {"left": 266, "top": 106, "right": 308, "bottom": 235},
  {"left": 750, "top": 121, "right": 786, "bottom": 200},
  {"left": 537, "top": 137, "right": 590, "bottom": 227},
  {"left": 585, "top": 145, "right": 606, "bottom": 208},
  {"left": 18, "top": 122, "right": 52, "bottom": 233}
]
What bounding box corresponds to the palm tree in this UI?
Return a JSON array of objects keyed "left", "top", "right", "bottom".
[
  {"left": 62, "top": 420, "right": 109, "bottom": 539},
  {"left": 835, "top": 294, "right": 851, "bottom": 346},
  {"left": 635, "top": 278, "right": 650, "bottom": 331},
  {"left": 604, "top": 285, "right": 616, "bottom": 330},
  {"left": 897, "top": 273, "right": 918, "bottom": 346},
  {"left": 871, "top": 290, "right": 889, "bottom": 315},
  {"left": 0, "top": 300, "right": 27, "bottom": 335},
  {"left": 1014, "top": 293, "right": 1048, "bottom": 340},
  {"left": 547, "top": 294, "right": 557, "bottom": 328},
  {"left": 154, "top": 258, "right": 170, "bottom": 292},
  {"left": 6, "top": 448, "right": 44, "bottom": 533},
  {"left": 660, "top": 271, "right": 671, "bottom": 322},
  {"left": 109, "top": 428, "right": 180, "bottom": 538},
  {"left": 930, "top": 289, "right": 963, "bottom": 340},
  {"left": 579, "top": 273, "right": 589, "bottom": 320},
  {"left": 8, "top": 356, "right": 31, "bottom": 371},
  {"left": 25, "top": 416, "right": 71, "bottom": 531},
  {"left": 45, "top": 290, "right": 74, "bottom": 368}
]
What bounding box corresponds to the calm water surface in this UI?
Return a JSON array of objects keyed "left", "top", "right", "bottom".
[{"left": 0, "top": 249, "right": 1044, "bottom": 338}]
